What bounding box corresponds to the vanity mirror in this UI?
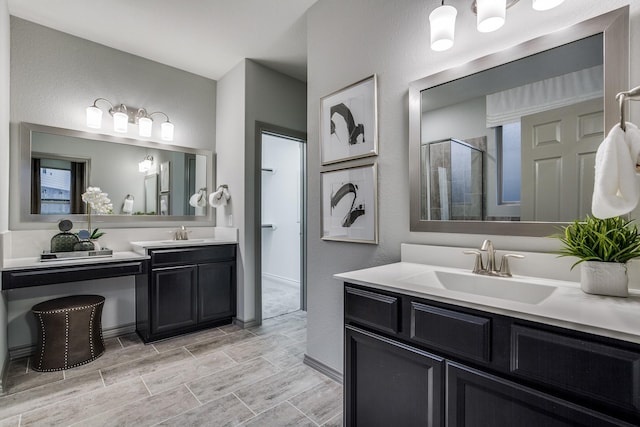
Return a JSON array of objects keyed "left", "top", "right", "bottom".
[
  {"left": 409, "top": 7, "right": 628, "bottom": 236},
  {"left": 16, "top": 122, "right": 215, "bottom": 226}
]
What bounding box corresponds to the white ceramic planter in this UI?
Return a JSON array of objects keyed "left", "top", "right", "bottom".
[{"left": 580, "top": 261, "right": 629, "bottom": 297}]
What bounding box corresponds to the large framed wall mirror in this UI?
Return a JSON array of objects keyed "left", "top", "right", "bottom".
[
  {"left": 17, "top": 122, "right": 215, "bottom": 226},
  {"left": 409, "top": 7, "right": 629, "bottom": 236}
]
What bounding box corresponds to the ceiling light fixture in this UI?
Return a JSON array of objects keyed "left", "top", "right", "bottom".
[
  {"left": 430, "top": 0, "right": 563, "bottom": 51},
  {"left": 85, "top": 98, "right": 174, "bottom": 141}
]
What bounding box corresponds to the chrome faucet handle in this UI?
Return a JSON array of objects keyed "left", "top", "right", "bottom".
[
  {"left": 463, "top": 250, "right": 484, "bottom": 274},
  {"left": 499, "top": 253, "right": 525, "bottom": 277},
  {"left": 480, "top": 240, "right": 496, "bottom": 272}
]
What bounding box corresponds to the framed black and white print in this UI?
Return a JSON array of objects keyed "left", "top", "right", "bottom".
[
  {"left": 321, "top": 163, "right": 378, "bottom": 244},
  {"left": 320, "top": 75, "right": 377, "bottom": 165}
]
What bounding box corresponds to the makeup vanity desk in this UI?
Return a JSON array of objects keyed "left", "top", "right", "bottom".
[{"left": 1, "top": 252, "right": 148, "bottom": 290}]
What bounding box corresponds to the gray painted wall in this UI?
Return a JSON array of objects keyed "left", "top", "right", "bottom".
[
  {"left": 216, "top": 59, "right": 306, "bottom": 323},
  {"left": 305, "top": 0, "right": 640, "bottom": 373}
]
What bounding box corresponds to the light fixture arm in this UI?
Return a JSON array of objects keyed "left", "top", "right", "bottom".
[
  {"left": 149, "top": 111, "right": 171, "bottom": 123},
  {"left": 91, "top": 97, "right": 114, "bottom": 111}
]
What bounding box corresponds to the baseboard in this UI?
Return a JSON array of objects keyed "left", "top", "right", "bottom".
[
  {"left": 234, "top": 318, "right": 260, "bottom": 329},
  {"left": 0, "top": 349, "right": 8, "bottom": 394},
  {"left": 262, "top": 272, "right": 300, "bottom": 288},
  {"left": 8, "top": 322, "right": 136, "bottom": 360},
  {"left": 303, "top": 354, "right": 343, "bottom": 384}
]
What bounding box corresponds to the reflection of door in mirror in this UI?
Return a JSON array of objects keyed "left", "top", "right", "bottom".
[
  {"left": 520, "top": 98, "right": 603, "bottom": 222},
  {"left": 144, "top": 174, "right": 158, "bottom": 215},
  {"left": 31, "top": 154, "right": 89, "bottom": 215}
]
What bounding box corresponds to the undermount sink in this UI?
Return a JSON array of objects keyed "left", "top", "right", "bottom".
[{"left": 400, "top": 270, "right": 557, "bottom": 304}]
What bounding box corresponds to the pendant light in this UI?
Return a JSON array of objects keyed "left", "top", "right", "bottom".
[
  {"left": 429, "top": 1, "right": 458, "bottom": 51},
  {"left": 532, "top": 0, "right": 564, "bottom": 11},
  {"left": 477, "top": 0, "right": 506, "bottom": 33}
]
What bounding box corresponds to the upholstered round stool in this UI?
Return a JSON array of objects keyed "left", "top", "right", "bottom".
[{"left": 31, "top": 295, "right": 105, "bottom": 372}]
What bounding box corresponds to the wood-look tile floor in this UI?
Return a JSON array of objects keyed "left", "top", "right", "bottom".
[{"left": 0, "top": 311, "right": 343, "bottom": 427}]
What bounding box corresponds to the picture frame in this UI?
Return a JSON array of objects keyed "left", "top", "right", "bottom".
[
  {"left": 159, "top": 193, "right": 170, "bottom": 216},
  {"left": 321, "top": 163, "right": 378, "bottom": 244},
  {"left": 320, "top": 75, "right": 378, "bottom": 165},
  {"left": 160, "top": 161, "right": 171, "bottom": 193}
]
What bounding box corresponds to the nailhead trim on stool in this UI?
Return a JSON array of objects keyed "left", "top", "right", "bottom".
[{"left": 31, "top": 295, "right": 106, "bottom": 372}]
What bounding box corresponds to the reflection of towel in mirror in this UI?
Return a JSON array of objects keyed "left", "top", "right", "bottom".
[
  {"left": 592, "top": 123, "right": 640, "bottom": 218},
  {"left": 209, "top": 187, "right": 230, "bottom": 208},
  {"left": 122, "top": 197, "right": 134, "bottom": 214},
  {"left": 189, "top": 190, "right": 207, "bottom": 208}
]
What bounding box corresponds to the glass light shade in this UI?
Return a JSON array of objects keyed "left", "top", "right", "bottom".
[
  {"left": 532, "top": 0, "right": 563, "bottom": 11},
  {"left": 138, "top": 116, "right": 152, "bottom": 137},
  {"left": 86, "top": 105, "right": 103, "bottom": 129},
  {"left": 477, "top": 0, "right": 506, "bottom": 33},
  {"left": 138, "top": 158, "right": 152, "bottom": 173},
  {"left": 429, "top": 5, "right": 457, "bottom": 52},
  {"left": 161, "top": 121, "right": 174, "bottom": 141},
  {"left": 113, "top": 111, "right": 128, "bottom": 133}
]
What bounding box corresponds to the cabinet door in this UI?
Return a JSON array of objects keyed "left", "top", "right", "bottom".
[
  {"left": 151, "top": 265, "right": 198, "bottom": 334},
  {"left": 345, "top": 325, "right": 443, "bottom": 427},
  {"left": 198, "top": 261, "right": 235, "bottom": 323},
  {"left": 446, "top": 362, "right": 633, "bottom": 427}
]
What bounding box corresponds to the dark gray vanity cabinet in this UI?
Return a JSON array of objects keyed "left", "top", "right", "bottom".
[
  {"left": 136, "top": 244, "right": 236, "bottom": 342},
  {"left": 345, "top": 325, "right": 444, "bottom": 426},
  {"left": 344, "top": 283, "right": 639, "bottom": 427}
]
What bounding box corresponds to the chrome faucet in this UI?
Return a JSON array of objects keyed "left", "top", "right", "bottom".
[
  {"left": 464, "top": 239, "right": 524, "bottom": 277},
  {"left": 175, "top": 226, "right": 189, "bottom": 240}
]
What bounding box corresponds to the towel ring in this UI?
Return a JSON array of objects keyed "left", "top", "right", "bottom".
[{"left": 616, "top": 84, "right": 640, "bottom": 131}]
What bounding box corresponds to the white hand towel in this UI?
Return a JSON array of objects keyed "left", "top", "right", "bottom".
[
  {"left": 122, "top": 198, "right": 134, "bottom": 214},
  {"left": 189, "top": 190, "right": 207, "bottom": 208},
  {"left": 209, "top": 188, "right": 227, "bottom": 208},
  {"left": 592, "top": 123, "right": 640, "bottom": 218}
]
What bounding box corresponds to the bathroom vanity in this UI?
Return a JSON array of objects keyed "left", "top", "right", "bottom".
[
  {"left": 131, "top": 239, "right": 237, "bottom": 342},
  {"left": 337, "top": 247, "right": 640, "bottom": 426}
]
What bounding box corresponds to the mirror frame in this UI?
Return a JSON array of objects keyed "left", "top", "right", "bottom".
[
  {"left": 409, "top": 6, "right": 629, "bottom": 236},
  {"left": 17, "top": 122, "right": 215, "bottom": 227}
]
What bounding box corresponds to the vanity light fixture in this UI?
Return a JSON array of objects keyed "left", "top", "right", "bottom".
[
  {"left": 532, "top": 0, "right": 564, "bottom": 11},
  {"left": 429, "top": 1, "right": 457, "bottom": 52},
  {"left": 85, "top": 98, "right": 175, "bottom": 141},
  {"left": 476, "top": 0, "right": 507, "bottom": 33},
  {"left": 138, "top": 155, "right": 154, "bottom": 173},
  {"left": 430, "top": 0, "right": 563, "bottom": 51}
]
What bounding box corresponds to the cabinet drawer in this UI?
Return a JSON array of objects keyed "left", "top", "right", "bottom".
[
  {"left": 410, "top": 301, "right": 491, "bottom": 363},
  {"left": 150, "top": 245, "right": 236, "bottom": 267},
  {"left": 345, "top": 286, "right": 400, "bottom": 334},
  {"left": 511, "top": 325, "right": 640, "bottom": 412}
]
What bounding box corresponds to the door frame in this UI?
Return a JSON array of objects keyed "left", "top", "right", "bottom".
[{"left": 254, "top": 121, "right": 307, "bottom": 324}]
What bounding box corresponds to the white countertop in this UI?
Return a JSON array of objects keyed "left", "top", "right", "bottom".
[
  {"left": 335, "top": 262, "right": 640, "bottom": 345},
  {"left": 129, "top": 238, "right": 237, "bottom": 255},
  {"left": 2, "top": 251, "right": 148, "bottom": 271}
]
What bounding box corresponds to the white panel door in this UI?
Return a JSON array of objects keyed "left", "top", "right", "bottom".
[{"left": 520, "top": 98, "right": 603, "bottom": 221}]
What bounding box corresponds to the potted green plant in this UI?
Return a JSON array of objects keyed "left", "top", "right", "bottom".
[{"left": 553, "top": 215, "right": 640, "bottom": 297}]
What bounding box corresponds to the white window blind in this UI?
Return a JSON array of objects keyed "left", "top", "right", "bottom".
[{"left": 486, "top": 65, "right": 603, "bottom": 128}]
